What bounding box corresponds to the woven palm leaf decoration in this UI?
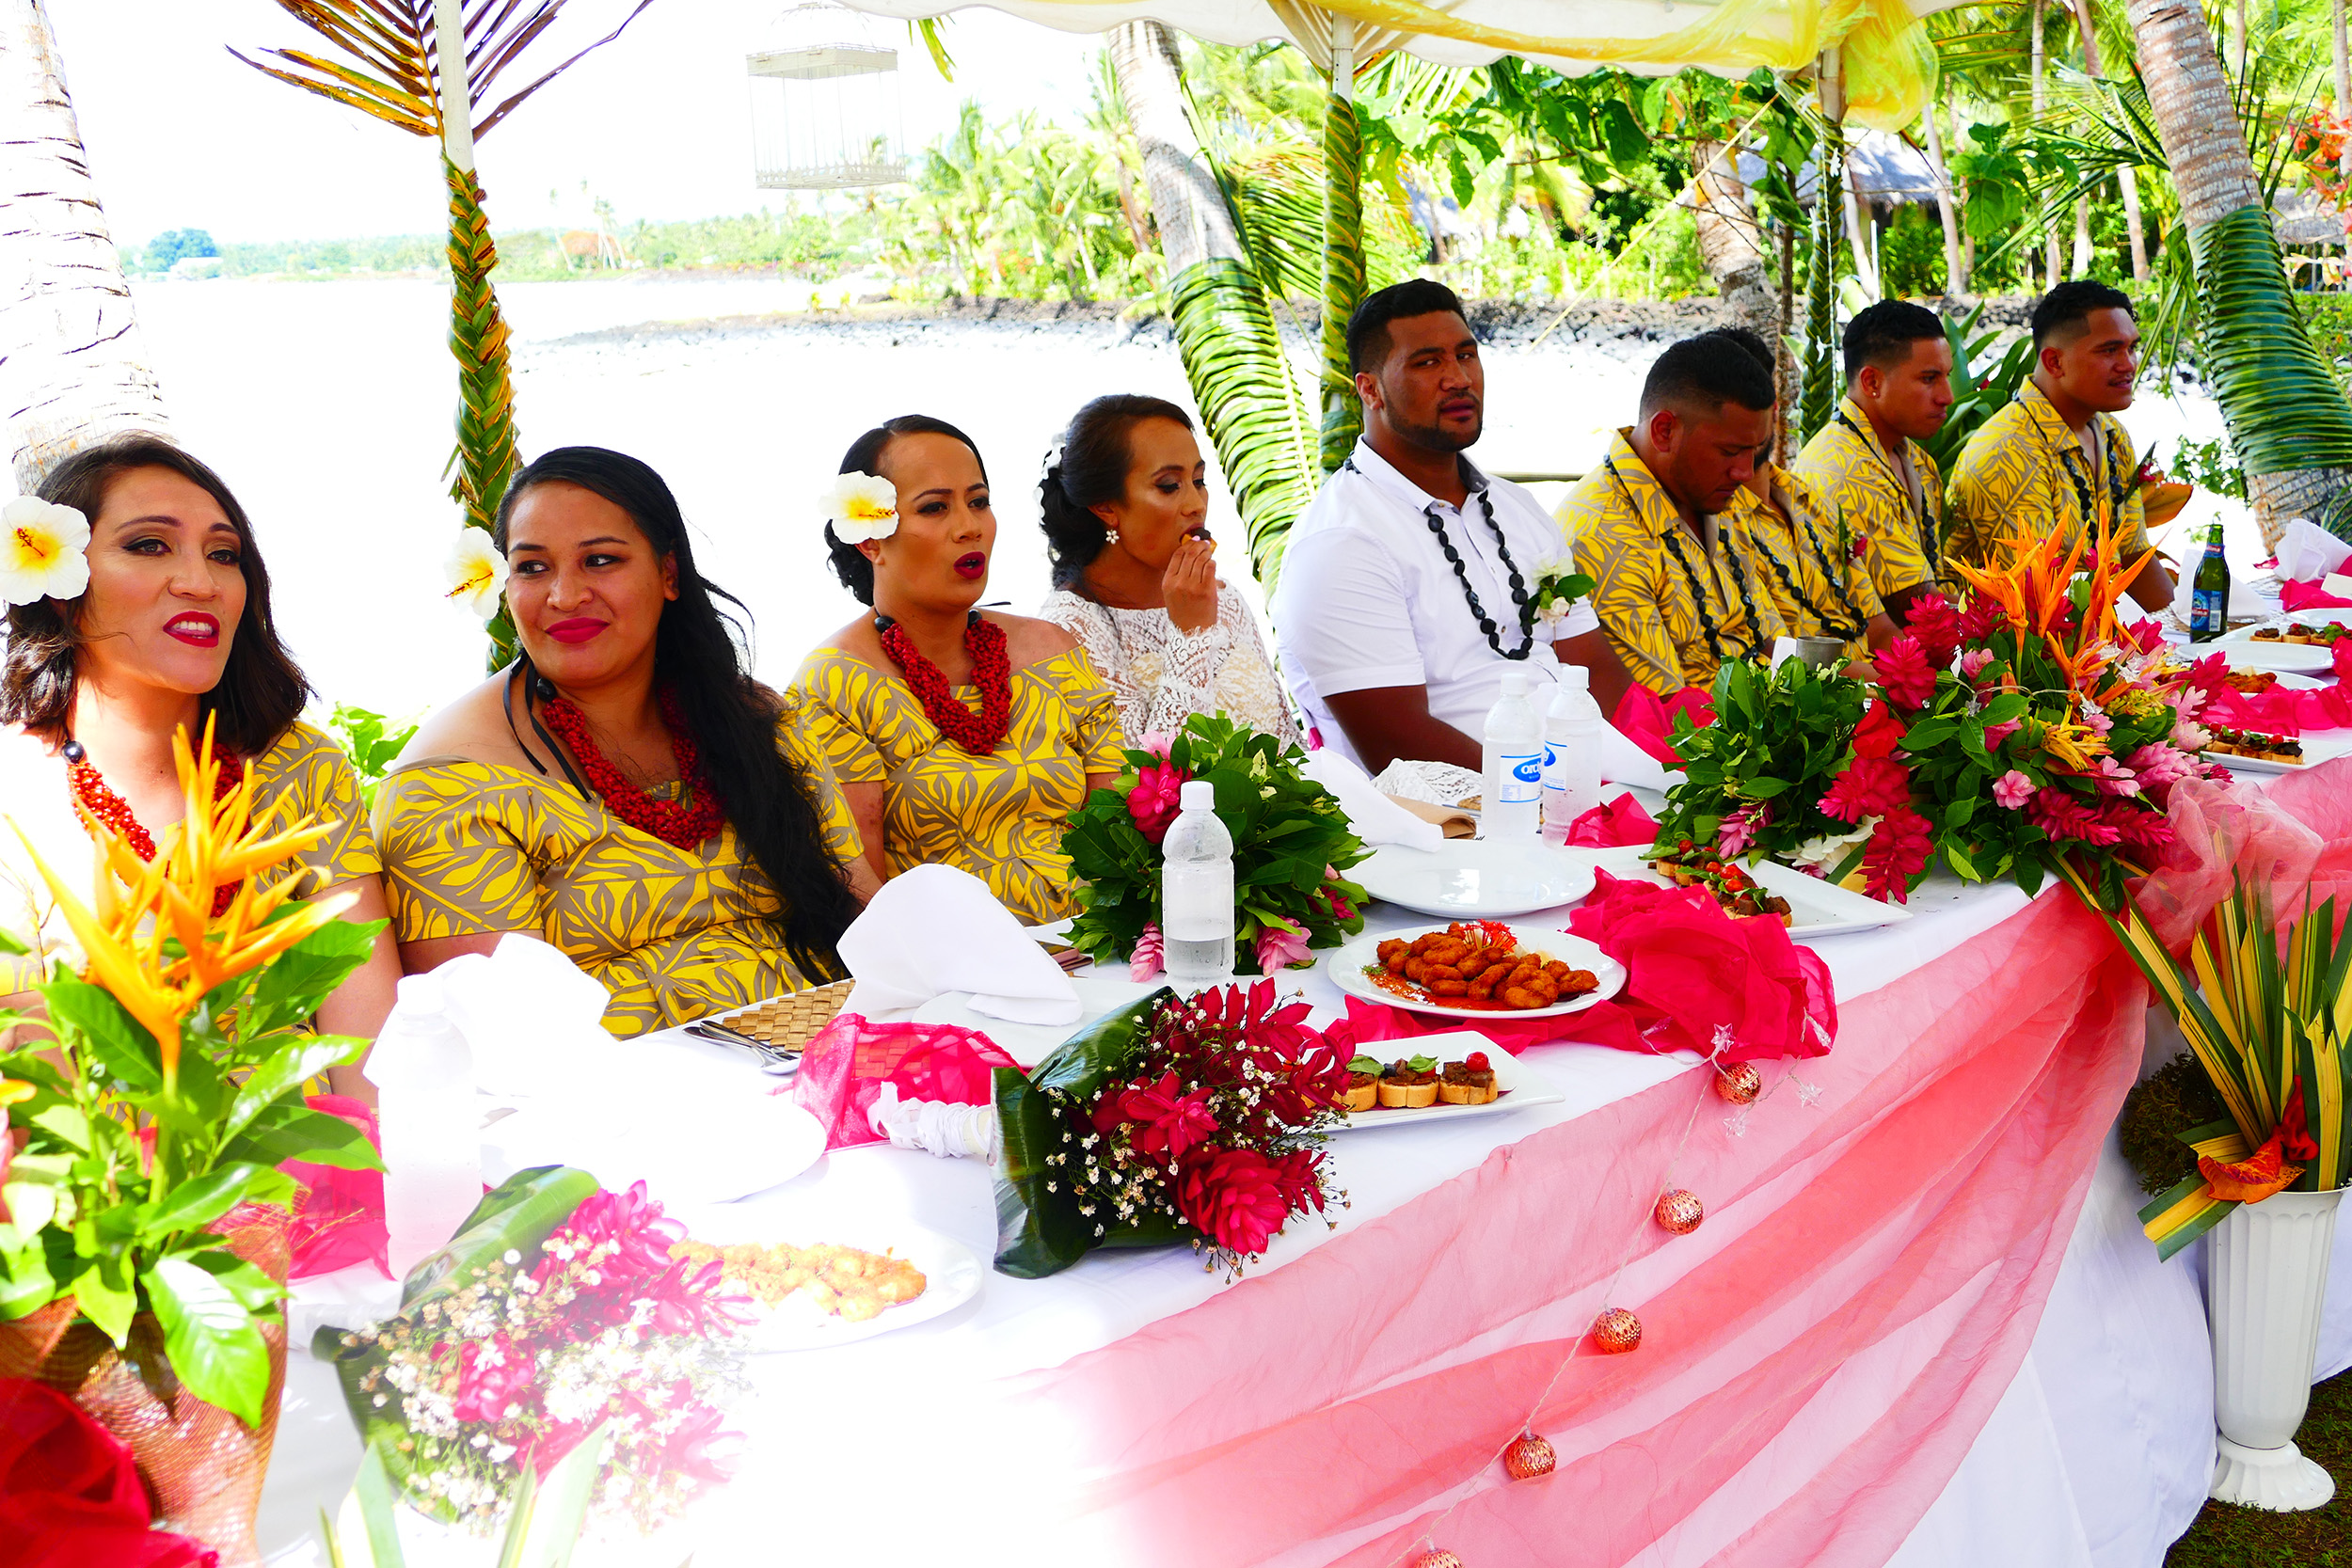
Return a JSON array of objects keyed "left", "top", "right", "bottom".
[
  {"left": 1795, "top": 125, "right": 1844, "bottom": 448},
  {"left": 1319, "top": 82, "right": 1366, "bottom": 475},
  {"left": 233, "top": 2, "right": 657, "bottom": 668}
]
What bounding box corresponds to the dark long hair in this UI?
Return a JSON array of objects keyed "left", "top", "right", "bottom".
[
  {"left": 824, "top": 414, "right": 989, "bottom": 606},
  {"left": 497, "top": 447, "right": 860, "bottom": 982},
  {"left": 0, "top": 433, "right": 309, "bottom": 752},
  {"left": 1039, "top": 394, "right": 1194, "bottom": 590}
]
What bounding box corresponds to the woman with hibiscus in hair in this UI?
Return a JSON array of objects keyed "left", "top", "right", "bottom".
[{"left": 794, "top": 416, "right": 1126, "bottom": 924}]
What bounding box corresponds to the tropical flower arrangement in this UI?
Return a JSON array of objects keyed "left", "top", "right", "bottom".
[
  {"left": 0, "top": 726, "right": 381, "bottom": 1429},
  {"left": 1060, "top": 712, "right": 1370, "bottom": 976},
  {"left": 2098, "top": 876, "right": 2352, "bottom": 1259},
  {"left": 317, "top": 1168, "right": 749, "bottom": 1535},
  {"left": 993, "top": 982, "right": 1352, "bottom": 1278},
  {"left": 1650, "top": 525, "right": 2220, "bottom": 909}
]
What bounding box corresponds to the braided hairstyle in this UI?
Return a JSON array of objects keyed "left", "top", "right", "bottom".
[{"left": 1038, "top": 393, "right": 1194, "bottom": 590}]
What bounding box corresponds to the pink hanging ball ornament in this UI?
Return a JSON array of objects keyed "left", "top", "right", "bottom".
[
  {"left": 1412, "top": 1552, "right": 1465, "bottom": 1568},
  {"left": 1654, "top": 1189, "right": 1705, "bottom": 1234},
  {"left": 1503, "top": 1431, "right": 1557, "bottom": 1481},
  {"left": 1714, "top": 1061, "right": 1762, "bottom": 1104},
  {"left": 1593, "top": 1307, "right": 1644, "bottom": 1354}
]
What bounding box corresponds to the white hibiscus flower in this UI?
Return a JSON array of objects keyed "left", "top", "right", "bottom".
[
  {"left": 825, "top": 471, "right": 899, "bottom": 543},
  {"left": 443, "top": 528, "right": 509, "bottom": 620},
  {"left": 0, "top": 496, "right": 92, "bottom": 607}
]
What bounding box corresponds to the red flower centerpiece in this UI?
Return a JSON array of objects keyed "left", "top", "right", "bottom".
[{"left": 995, "top": 982, "right": 1354, "bottom": 1277}]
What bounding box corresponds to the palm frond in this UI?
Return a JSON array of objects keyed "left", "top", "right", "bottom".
[
  {"left": 2190, "top": 202, "right": 2352, "bottom": 481},
  {"left": 1168, "top": 260, "right": 1319, "bottom": 589},
  {"left": 1319, "top": 87, "right": 1365, "bottom": 474}
]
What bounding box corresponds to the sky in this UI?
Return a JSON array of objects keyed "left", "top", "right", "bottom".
[{"left": 47, "top": 1, "right": 1114, "bottom": 246}]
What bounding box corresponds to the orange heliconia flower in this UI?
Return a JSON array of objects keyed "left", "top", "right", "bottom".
[
  {"left": 2200, "top": 1129, "right": 2304, "bottom": 1205},
  {"left": 14, "top": 721, "right": 357, "bottom": 1079}
]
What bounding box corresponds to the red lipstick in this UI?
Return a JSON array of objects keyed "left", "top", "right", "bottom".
[
  {"left": 164, "top": 611, "right": 220, "bottom": 647},
  {"left": 545, "top": 617, "right": 608, "bottom": 644},
  {"left": 954, "top": 552, "right": 987, "bottom": 580}
]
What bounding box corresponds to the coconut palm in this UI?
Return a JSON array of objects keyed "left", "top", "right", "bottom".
[
  {"left": 0, "top": 0, "right": 169, "bottom": 485},
  {"left": 2125, "top": 0, "right": 2352, "bottom": 542},
  {"left": 232, "top": 1, "right": 658, "bottom": 664}
]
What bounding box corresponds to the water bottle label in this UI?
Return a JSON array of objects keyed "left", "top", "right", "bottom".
[{"left": 1500, "top": 751, "right": 1542, "bottom": 805}]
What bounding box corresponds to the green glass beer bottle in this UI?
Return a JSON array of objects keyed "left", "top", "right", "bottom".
[{"left": 2189, "top": 523, "right": 2231, "bottom": 641}]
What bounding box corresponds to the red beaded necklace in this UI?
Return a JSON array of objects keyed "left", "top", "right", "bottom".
[
  {"left": 534, "top": 685, "right": 727, "bottom": 851},
  {"left": 62, "top": 739, "right": 246, "bottom": 917},
  {"left": 875, "top": 610, "right": 1012, "bottom": 755}
]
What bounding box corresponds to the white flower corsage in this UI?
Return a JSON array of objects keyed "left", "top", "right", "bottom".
[
  {"left": 1529, "top": 556, "right": 1595, "bottom": 629},
  {"left": 443, "top": 528, "right": 510, "bottom": 621},
  {"left": 826, "top": 471, "right": 899, "bottom": 543},
  {"left": 0, "top": 496, "right": 92, "bottom": 607}
]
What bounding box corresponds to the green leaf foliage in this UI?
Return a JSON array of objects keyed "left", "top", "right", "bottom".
[
  {"left": 147, "top": 1254, "right": 276, "bottom": 1428},
  {"left": 1168, "top": 258, "right": 1319, "bottom": 588},
  {"left": 1649, "top": 656, "right": 1872, "bottom": 866},
  {"left": 2190, "top": 202, "right": 2352, "bottom": 483},
  {"left": 400, "top": 1165, "right": 598, "bottom": 1314},
  {"left": 40, "top": 975, "right": 161, "bottom": 1092}
]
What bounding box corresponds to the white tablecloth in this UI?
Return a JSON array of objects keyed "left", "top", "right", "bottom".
[{"left": 257, "top": 852, "right": 2351, "bottom": 1566}]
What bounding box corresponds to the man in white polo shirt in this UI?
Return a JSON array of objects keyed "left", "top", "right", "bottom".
[{"left": 1270, "top": 279, "right": 1630, "bottom": 773}]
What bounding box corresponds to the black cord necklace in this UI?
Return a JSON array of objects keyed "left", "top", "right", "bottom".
[
  {"left": 1347, "top": 457, "right": 1534, "bottom": 659},
  {"left": 1835, "top": 407, "right": 1936, "bottom": 566},
  {"left": 2017, "top": 389, "right": 2130, "bottom": 535},
  {"left": 1605, "top": 458, "right": 1762, "bottom": 667},
  {"left": 1745, "top": 474, "right": 1867, "bottom": 640}
]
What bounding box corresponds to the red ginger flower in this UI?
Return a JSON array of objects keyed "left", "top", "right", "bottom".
[
  {"left": 2027, "top": 786, "right": 2122, "bottom": 847},
  {"left": 1127, "top": 761, "right": 1187, "bottom": 844},
  {"left": 1871, "top": 635, "right": 1940, "bottom": 711},
  {"left": 1863, "top": 804, "right": 1933, "bottom": 903},
  {"left": 1904, "top": 594, "right": 1962, "bottom": 671},
  {"left": 1820, "top": 755, "right": 1914, "bottom": 823},
  {"left": 1175, "top": 1145, "right": 1293, "bottom": 1258},
  {"left": 1851, "top": 699, "right": 1905, "bottom": 760}
]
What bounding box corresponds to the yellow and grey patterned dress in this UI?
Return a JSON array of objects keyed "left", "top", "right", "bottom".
[
  {"left": 1564, "top": 431, "right": 1788, "bottom": 696},
  {"left": 0, "top": 719, "right": 379, "bottom": 994},
  {"left": 1791, "top": 394, "right": 1947, "bottom": 603},
  {"left": 1946, "top": 382, "right": 2151, "bottom": 569},
  {"left": 789, "top": 645, "right": 1125, "bottom": 925},
  {"left": 373, "top": 710, "right": 864, "bottom": 1037},
  {"left": 1727, "top": 462, "right": 1884, "bottom": 661}
]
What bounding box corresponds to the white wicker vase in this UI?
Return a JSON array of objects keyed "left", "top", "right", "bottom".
[{"left": 2205, "top": 1186, "right": 2344, "bottom": 1510}]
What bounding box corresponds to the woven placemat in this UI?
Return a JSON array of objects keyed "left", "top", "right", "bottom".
[{"left": 715, "top": 980, "right": 856, "bottom": 1053}]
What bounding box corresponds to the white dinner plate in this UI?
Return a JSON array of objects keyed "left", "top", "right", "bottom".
[
  {"left": 2201, "top": 734, "right": 2352, "bottom": 774},
  {"left": 1324, "top": 922, "right": 1626, "bottom": 1021},
  {"left": 1585, "top": 845, "right": 1914, "bottom": 939},
  {"left": 1331, "top": 1028, "right": 1566, "bottom": 1131},
  {"left": 2214, "top": 626, "right": 2341, "bottom": 674},
  {"left": 1353, "top": 838, "right": 1598, "bottom": 919},
  {"left": 669, "top": 1212, "right": 984, "bottom": 1354}
]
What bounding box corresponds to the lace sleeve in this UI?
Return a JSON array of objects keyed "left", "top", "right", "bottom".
[{"left": 1041, "top": 591, "right": 1231, "bottom": 741}]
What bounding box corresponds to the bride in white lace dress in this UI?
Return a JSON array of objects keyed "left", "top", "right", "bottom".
[{"left": 1034, "top": 395, "right": 1297, "bottom": 741}]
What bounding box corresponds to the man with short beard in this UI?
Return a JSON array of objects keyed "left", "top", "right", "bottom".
[
  {"left": 1792, "top": 300, "right": 1957, "bottom": 626},
  {"left": 1269, "top": 280, "right": 1629, "bottom": 774},
  {"left": 1563, "top": 332, "right": 1791, "bottom": 698},
  {"left": 1947, "top": 280, "right": 2174, "bottom": 611}
]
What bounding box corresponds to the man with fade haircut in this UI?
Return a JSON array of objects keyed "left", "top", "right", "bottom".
[
  {"left": 1710, "top": 326, "right": 1896, "bottom": 660},
  {"left": 1269, "top": 278, "right": 1629, "bottom": 774},
  {"left": 1561, "top": 331, "right": 1790, "bottom": 698},
  {"left": 1947, "top": 279, "right": 2174, "bottom": 610},
  {"left": 1792, "top": 299, "right": 1956, "bottom": 624}
]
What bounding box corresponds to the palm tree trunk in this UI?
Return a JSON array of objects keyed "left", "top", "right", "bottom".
[
  {"left": 1108, "top": 23, "right": 1241, "bottom": 276},
  {"left": 2128, "top": 0, "right": 2352, "bottom": 544},
  {"left": 2072, "top": 194, "right": 2094, "bottom": 275},
  {"left": 1921, "top": 103, "right": 1968, "bottom": 294},
  {"left": 1692, "top": 137, "right": 1773, "bottom": 332},
  {"left": 0, "top": 0, "right": 167, "bottom": 486},
  {"left": 2068, "top": 0, "right": 2152, "bottom": 279}
]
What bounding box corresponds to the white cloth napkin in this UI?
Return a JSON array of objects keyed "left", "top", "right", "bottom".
[
  {"left": 1300, "top": 749, "right": 1445, "bottom": 850},
  {"left": 1598, "top": 723, "right": 1677, "bottom": 792},
  {"left": 2279, "top": 518, "right": 2352, "bottom": 583},
  {"left": 433, "top": 933, "right": 625, "bottom": 1098},
  {"left": 838, "top": 863, "right": 1081, "bottom": 1025}
]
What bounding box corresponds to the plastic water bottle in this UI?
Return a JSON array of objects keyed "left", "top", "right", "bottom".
[
  {"left": 1541, "top": 665, "right": 1607, "bottom": 843},
  {"left": 1481, "top": 669, "right": 1544, "bottom": 840},
  {"left": 1162, "top": 780, "right": 1236, "bottom": 990},
  {"left": 373, "top": 973, "right": 484, "bottom": 1280}
]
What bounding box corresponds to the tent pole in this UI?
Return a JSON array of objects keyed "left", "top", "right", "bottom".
[{"left": 1319, "top": 15, "right": 1365, "bottom": 473}]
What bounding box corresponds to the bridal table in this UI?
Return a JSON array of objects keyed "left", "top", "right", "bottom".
[{"left": 254, "top": 759, "right": 2352, "bottom": 1568}]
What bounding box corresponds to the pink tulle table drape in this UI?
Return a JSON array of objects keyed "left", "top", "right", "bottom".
[{"left": 997, "top": 764, "right": 2352, "bottom": 1566}]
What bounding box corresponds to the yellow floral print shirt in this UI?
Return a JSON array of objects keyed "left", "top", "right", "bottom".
[
  {"left": 1726, "top": 461, "right": 1885, "bottom": 661},
  {"left": 373, "top": 708, "right": 863, "bottom": 1037},
  {"left": 0, "top": 718, "right": 378, "bottom": 994},
  {"left": 1790, "top": 395, "right": 1946, "bottom": 601},
  {"left": 1565, "top": 431, "right": 1788, "bottom": 696},
  {"left": 1946, "top": 382, "right": 2151, "bottom": 569},
  {"left": 789, "top": 645, "right": 1125, "bottom": 926}
]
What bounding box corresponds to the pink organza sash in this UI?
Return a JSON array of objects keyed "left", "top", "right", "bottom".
[
  {"left": 285, "top": 1093, "right": 388, "bottom": 1280},
  {"left": 1613, "top": 687, "right": 1715, "bottom": 766},
  {"left": 2203, "top": 641, "right": 2352, "bottom": 735},
  {"left": 791, "top": 1014, "right": 1016, "bottom": 1152}
]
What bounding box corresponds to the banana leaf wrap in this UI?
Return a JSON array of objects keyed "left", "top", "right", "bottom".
[{"left": 993, "top": 989, "right": 1190, "bottom": 1278}]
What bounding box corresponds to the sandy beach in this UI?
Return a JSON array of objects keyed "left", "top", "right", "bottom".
[{"left": 124, "top": 274, "right": 2242, "bottom": 726}]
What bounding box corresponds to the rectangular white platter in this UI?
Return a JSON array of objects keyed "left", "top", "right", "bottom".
[
  {"left": 1335, "top": 1029, "right": 1567, "bottom": 1132},
  {"left": 1581, "top": 844, "right": 1914, "bottom": 940}
]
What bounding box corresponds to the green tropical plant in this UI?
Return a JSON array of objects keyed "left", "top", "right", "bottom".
[
  {"left": 326, "top": 704, "right": 422, "bottom": 815},
  {"left": 0, "top": 737, "right": 384, "bottom": 1426},
  {"left": 1319, "top": 76, "right": 1366, "bottom": 473},
  {"left": 232, "top": 2, "right": 660, "bottom": 668},
  {"left": 1917, "top": 300, "right": 2038, "bottom": 479}
]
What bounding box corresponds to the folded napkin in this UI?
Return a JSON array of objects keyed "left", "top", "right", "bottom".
[
  {"left": 793, "top": 1011, "right": 1017, "bottom": 1153},
  {"left": 2278, "top": 517, "right": 2352, "bottom": 583},
  {"left": 432, "top": 932, "right": 627, "bottom": 1098},
  {"left": 1612, "top": 686, "right": 1713, "bottom": 772},
  {"left": 1300, "top": 749, "right": 1446, "bottom": 850},
  {"left": 2203, "top": 641, "right": 2352, "bottom": 735},
  {"left": 2281, "top": 576, "right": 2352, "bottom": 612},
  {"left": 1565, "top": 790, "right": 1661, "bottom": 847},
  {"left": 840, "top": 863, "right": 1081, "bottom": 1025}
]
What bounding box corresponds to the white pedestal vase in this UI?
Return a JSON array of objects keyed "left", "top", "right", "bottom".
[{"left": 2206, "top": 1187, "right": 2344, "bottom": 1510}]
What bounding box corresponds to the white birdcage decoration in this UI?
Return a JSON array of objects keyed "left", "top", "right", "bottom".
[{"left": 748, "top": 3, "right": 908, "bottom": 189}]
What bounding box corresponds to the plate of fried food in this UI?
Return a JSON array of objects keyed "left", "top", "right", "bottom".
[
  {"left": 667, "top": 1213, "right": 983, "bottom": 1352},
  {"left": 1328, "top": 1029, "right": 1566, "bottom": 1130},
  {"left": 1327, "top": 920, "right": 1626, "bottom": 1021}
]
